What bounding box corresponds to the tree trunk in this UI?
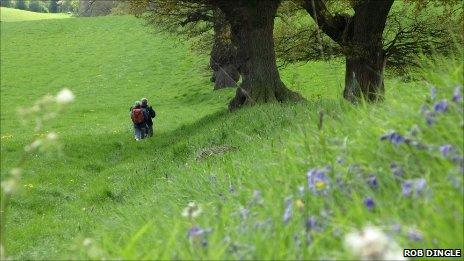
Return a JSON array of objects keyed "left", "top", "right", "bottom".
[
  {"left": 302, "top": 0, "right": 393, "bottom": 103},
  {"left": 210, "top": 8, "right": 240, "bottom": 90},
  {"left": 343, "top": 47, "right": 386, "bottom": 102},
  {"left": 342, "top": 1, "right": 393, "bottom": 103},
  {"left": 218, "top": 0, "right": 302, "bottom": 110}
]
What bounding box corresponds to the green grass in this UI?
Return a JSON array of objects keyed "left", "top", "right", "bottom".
[
  {"left": 1, "top": 10, "right": 463, "bottom": 260},
  {"left": 0, "top": 7, "right": 71, "bottom": 22}
]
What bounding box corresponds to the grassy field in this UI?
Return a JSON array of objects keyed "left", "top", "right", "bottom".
[
  {"left": 1, "top": 9, "right": 463, "bottom": 260},
  {"left": 0, "top": 7, "right": 71, "bottom": 22}
]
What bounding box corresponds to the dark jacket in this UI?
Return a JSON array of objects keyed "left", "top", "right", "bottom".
[{"left": 141, "top": 105, "right": 156, "bottom": 126}]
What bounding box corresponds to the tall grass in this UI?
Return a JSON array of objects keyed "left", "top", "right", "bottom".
[{"left": 0, "top": 11, "right": 462, "bottom": 259}]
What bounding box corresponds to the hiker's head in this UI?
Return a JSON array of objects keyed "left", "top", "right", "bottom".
[
  {"left": 141, "top": 98, "right": 148, "bottom": 106},
  {"left": 134, "top": 101, "right": 141, "bottom": 108}
]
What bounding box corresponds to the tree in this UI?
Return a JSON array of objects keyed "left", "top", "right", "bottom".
[
  {"left": 301, "top": 0, "right": 394, "bottom": 102},
  {"left": 0, "top": 0, "right": 13, "bottom": 7},
  {"left": 209, "top": 7, "right": 240, "bottom": 90},
  {"left": 28, "top": 0, "right": 46, "bottom": 12},
  {"left": 49, "top": 0, "right": 58, "bottom": 13},
  {"left": 298, "top": 0, "right": 462, "bottom": 103},
  {"left": 130, "top": 0, "right": 241, "bottom": 90},
  {"left": 16, "top": 0, "right": 27, "bottom": 10},
  {"left": 130, "top": 0, "right": 303, "bottom": 110},
  {"left": 57, "top": 0, "right": 79, "bottom": 13},
  {"left": 215, "top": 0, "right": 303, "bottom": 110},
  {"left": 78, "top": 0, "right": 117, "bottom": 16}
]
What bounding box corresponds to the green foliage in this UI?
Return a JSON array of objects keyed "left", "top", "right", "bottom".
[
  {"left": 28, "top": 0, "right": 48, "bottom": 13},
  {"left": 15, "top": 0, "right": 27, "bottom": 10},
  {"left": 49, "top": 0, "right": 58, "bottom": 13},
  {"left": 1, "top": 10, "right": 463, "bottom": 259},
  {"left": 0, "top": 0, "right": 13, "bottom": 7}
]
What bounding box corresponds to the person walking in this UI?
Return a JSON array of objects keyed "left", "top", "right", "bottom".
[
  {"left": 130, "top": 101, "right": 148, "bottom": 141},
  {"left": 141, "top": 98, "right": 156, "bottom": 138}
]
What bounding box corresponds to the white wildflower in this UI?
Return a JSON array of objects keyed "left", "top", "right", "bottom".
[
  {"left": 56, "top": 88, "right": 75, "bottom": 104},
  {"left": 10, "top": 168, "right": 22, "bottom": 177},
  {"left": 182, "top": 202, "right": 202, "bottom": 219},
  {"left": 46, "top": 132, "right": 58, "bottom": 141},
  {"left": 1, "top": 179, "right": 18, "bottom": 195},
  {"left": 345, "top": 226, "right": 405, "bottom": 260},
  {"left": 83, "top": 238, "right": 93, "bottom": 247},
  {"left": 25, "top": 139, "right": 43, "bottom": 152}
]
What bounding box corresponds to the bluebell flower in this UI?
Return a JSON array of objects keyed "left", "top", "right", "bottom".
[
  {"left": 305, "top": 216, "right": 323, "bottom": 232},
  {"left": 283, "top": 197, "right": 293, "bottom": 224},
  {"left": 366, "top": 174, "right": 378, "bottom": 189},
  {"left": 452, "top": 85, "right": 462, "bottom": 103},
  {"left": 391, "top": 224, "right": 402, "bottom": 233},
  {"left": 402, "top": 178, "right": 427, "bottom": 197},
  {"left": 439, "top": 144, "right": 453, "bottom": 157},
  {"left": 421, "top": 105, "right": 436, "bottom": 125},
  {"left": 380, "top": 131, "right": 405, "bottom": 146},
  {"left": 390, "top": 162, "right": 404, "bottom": 177},
  {"left": 307, "top": 167, "right": 331, "bottom": 194},
  {"left": 407, "top": 229, "right": 423, "bottom": 241},
  {"left": 187, "top": 226, "right": 211, "bottom": 247},
  {"left": 433, "top": 99, "right": 448, "bottom": 113},
  {"left": 364, "top": 197, "right": 375, "bottom": 211}
]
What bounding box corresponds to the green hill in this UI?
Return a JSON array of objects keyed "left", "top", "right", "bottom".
[
  {"left": 0, "top": 7, "right": 71, "bottom": 22},
  {"left": 1, "top": 9, "right": 463, "bottom": 260}
]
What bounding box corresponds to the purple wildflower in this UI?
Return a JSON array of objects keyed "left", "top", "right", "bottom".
[
  {"left": 307, "top": 167, "right": 331, "bottom": 194},
  {"left": 187, "top": 226, "right": 211, "bottom": 247},
  {"left": 283, "top": 197, "right": 293, "bottom": 223},
  {"left": 402, "top": 178, "right": 427, "bottom": 197},
  {"left": 452, "top": 85, "right": 462, "bottom": 103},
  {"left": 188, "top": 226, "right": 205, "bottom": 238},
  {"left": 421, "top": 105, "right": 436, "bottom": 125},
  {"left": 380, "top": 131, "right": 405, "bottom": 146},
  {"left": 430, "top": 86, "right": 437, "bottom": 100},
  {"left": 433, "top": 99, "right": 448, "bottom": 113},
  {"left": 364, "top": 197, "right": 375, "bottom": 211},
  {"left": 366, "top": 175, "right": 378, "bottom": 189},
  {"left": 390, "top": 162, "right": 404, "bottom": 177},
  {"left": 439, "top": 144, "right": 453, "bottom": 157},
  {"left": 305, "top": 216, "right": 323, "bottom": 232},
  {"left": 407, "top": 229, "right": 423, "bottom": 241},
  {"left": 391, "top": 224, "right": 402, "bottom": 233}
]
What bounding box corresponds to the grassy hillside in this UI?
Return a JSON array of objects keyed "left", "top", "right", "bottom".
[
  {"left": 1, "top": 9, "right": 463, "bottom": 260},
  {"left": 0, "top": 7, "right": 71, "bottom": 22}
]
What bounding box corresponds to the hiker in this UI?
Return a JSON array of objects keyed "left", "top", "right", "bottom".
[
  {"left": 130, "top": 101, "right": 148, "bottom": 141},
  {"left": 141, "top": 98, "right": 156, "bottom": 138}
]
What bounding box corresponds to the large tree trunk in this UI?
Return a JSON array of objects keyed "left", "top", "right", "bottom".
[
  {"left": 342, "top": 1, "right": 392, "bottom": 102},
  {"left": 343, "top": 46, "right": 386, "bottom": 102},
  {"left": 210, "top": 8, "right": 240, "bottom": 90},
  {"left": 302, "top": 0, "right": 393, "bottom": 103},
  {"left": 218, "top": 0, "right": 302, "bottom": 110}
]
